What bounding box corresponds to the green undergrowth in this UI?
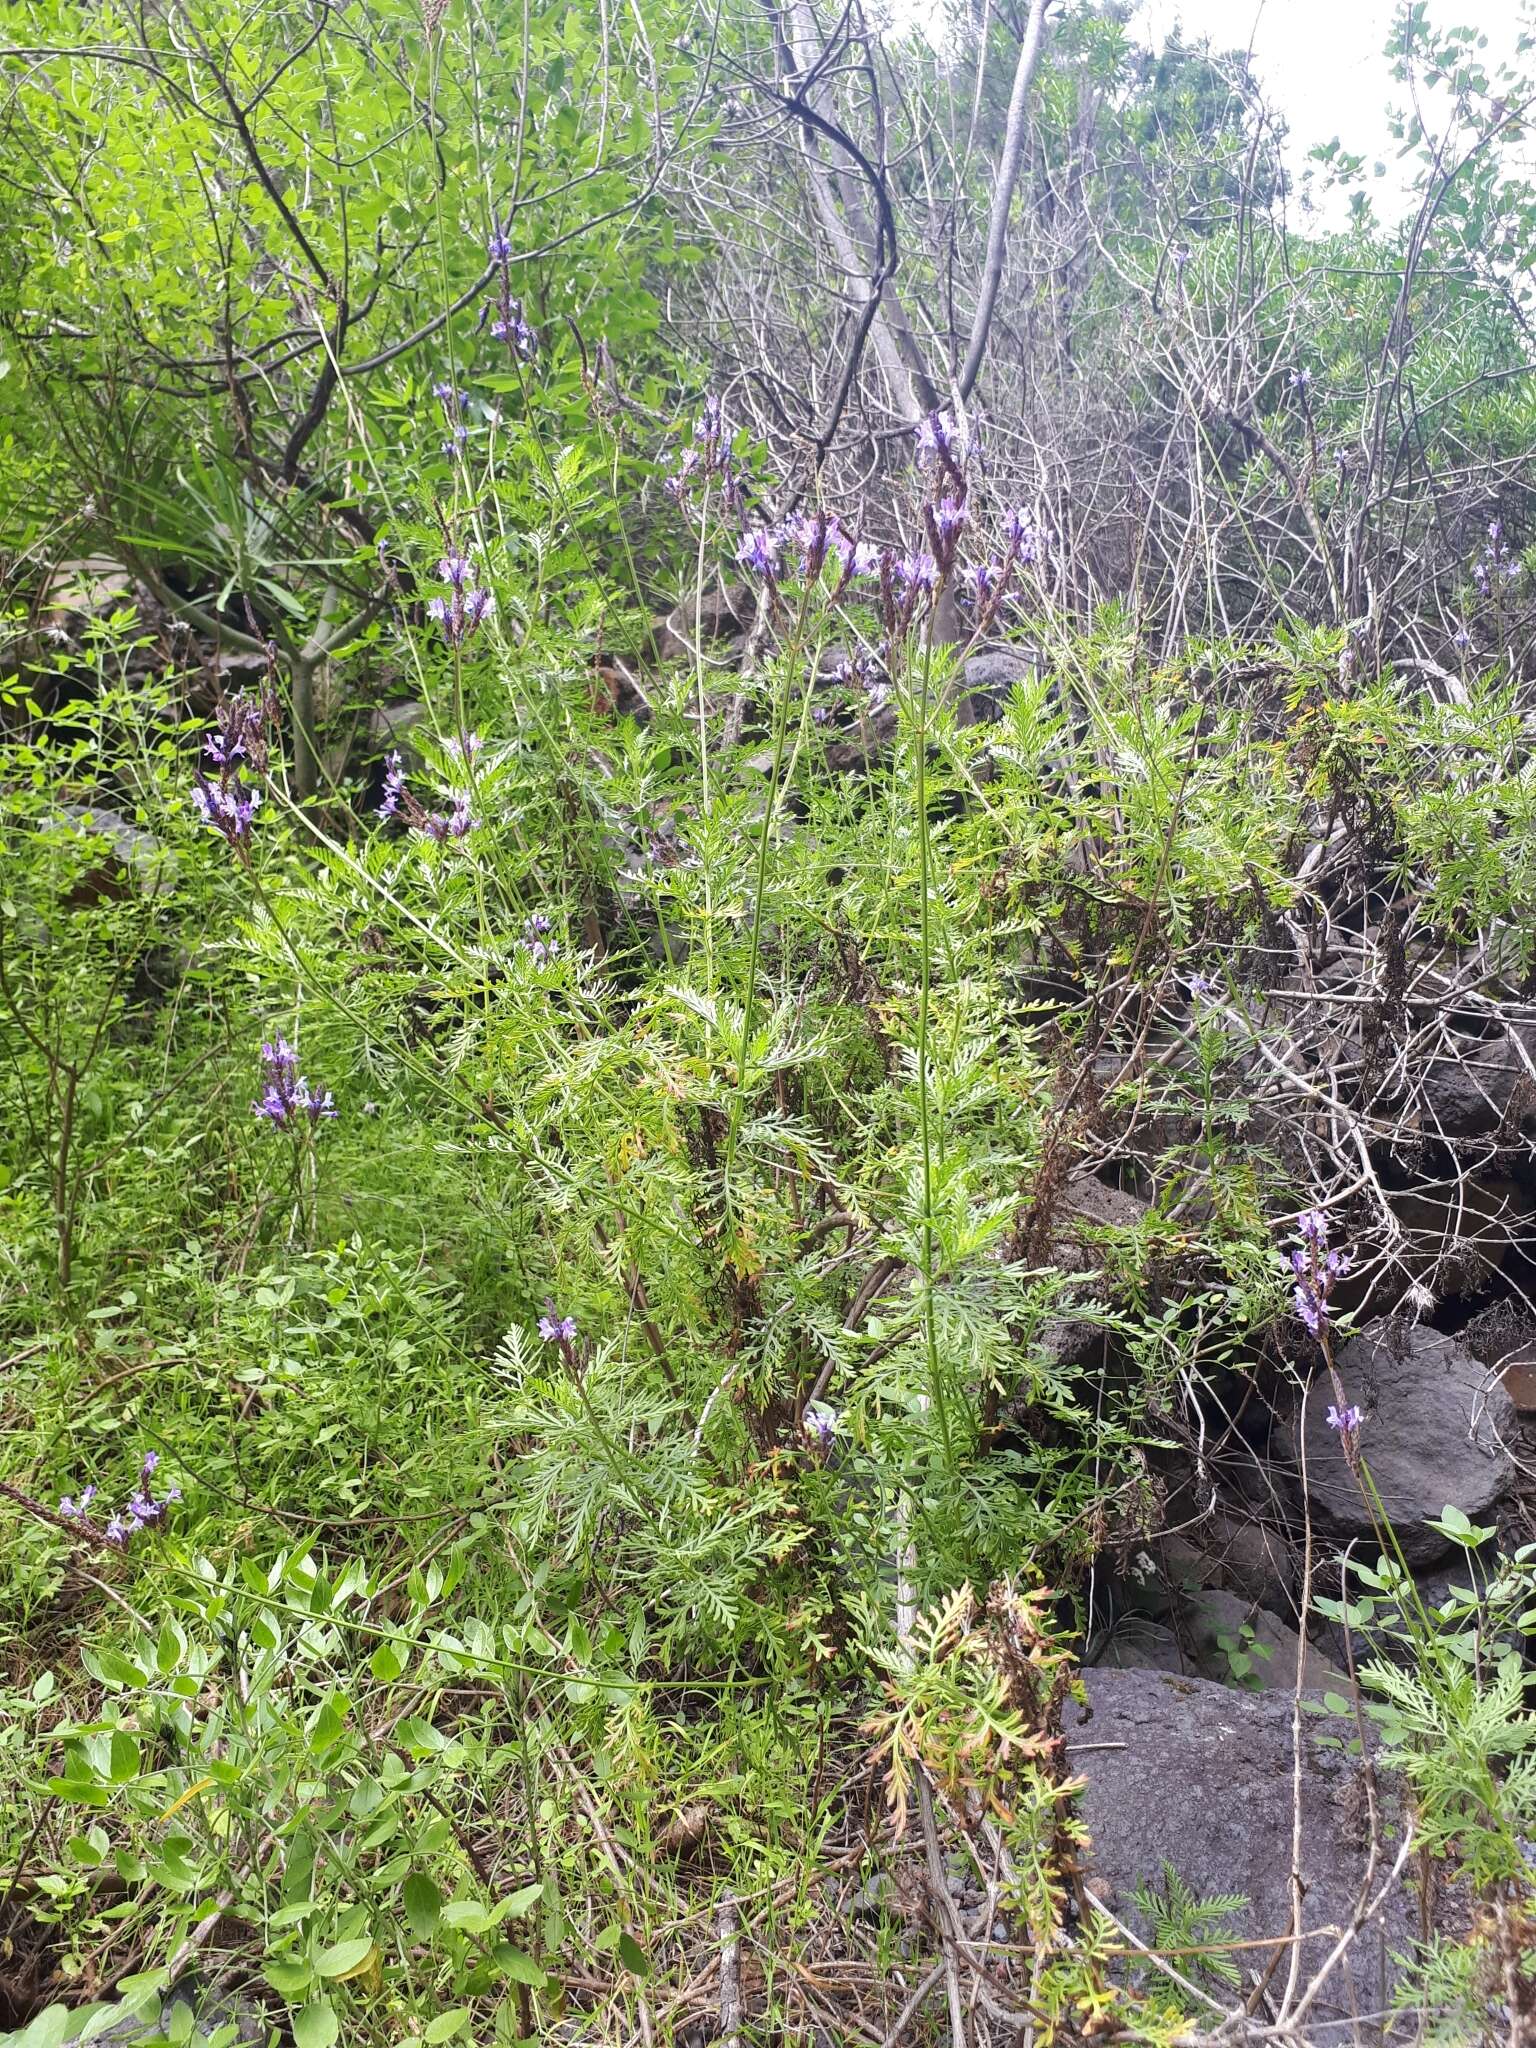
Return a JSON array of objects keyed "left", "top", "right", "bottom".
[{"left": 2, "top": 594, "right": 1535, "bottom": 2043}]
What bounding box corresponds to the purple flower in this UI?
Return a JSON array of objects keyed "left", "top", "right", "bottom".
[
  {"left": 202, "top": 690, "right": 277, "bottom": 772},
  {"left": 57, "top": 1463, "right": 177, "bottom": 1551},
  {"left": 1293, "top": 1282, "right": 1325, "bottom": 1336},
  {"left": 1288, "top": 367, "right": 1312, "bottom": 392},
  {"left": 801, "top": 1400, "right": 840, "bottom": 1451},
  {"left": 961, "top": 562, "right": 1000, "bottom": 609},
  {"left": 1287, "top": 1209, "right": 1349, "bottom": 1338},
  {"left": 1326, "top": 1403, "right": 1363, "bottom": 1435},
  {"left": 379, "top": 751, "right": 407, "bottom": 820},
  {"left": 696, "top": 393, "right": 725, "bottom": 446},
  {"left": 538, "top": 1312, "right": 578, "bottom": 1343},
  {"left": 782, "top": 511, "right": 838, "bottom": 581},
  {"left": 737, "top": 528, "right": 781, "bottom": 580},
  {"left": 419, "top": 792, "right": 477, "bottom": 842},
  {"left": 487, "top": 227, "right": 513, "bottom": 263},
  {"left": 932, "top": 498, "right": 967, "bottom": 541},
  {"left": 893, "top": 551, "right": 937, "bottom": 594},
  {"left": 253, "top": 1034, "right": 336, "bottom": 1131},
  {"left": 192, "top": 773, "right": 261, "bottom": 851},
  {"left": 491, "top": 303, "right": 538, "bottom": 360},
  {"left": 1187, "top": 972, "right": 1219, "bottom": 1000},
  {"left": 1003, "top": 509, "right": 1042, "bottom": 565},
  {"left": 665, "top": 447, "right": 702, "bottom": 500},
  {"left": 915, "top": 411, "right": 959, "bottom": 463},
  {"left": 427, "top": 551, "right": 495, "bottom": 647},
  {"left": 522, "top": 911, "right": 560, "bottom": 964},
  {"left": 443, "top": 732, "right": 483, "bottom": 765}
]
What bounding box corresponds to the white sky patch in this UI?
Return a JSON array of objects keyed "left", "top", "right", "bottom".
[
  {"left": 1134, "top": 0, "right": 1531, "bottom": 227},
  {"left": 891, "top": 0, "right": 1534, "bottom": 231}
]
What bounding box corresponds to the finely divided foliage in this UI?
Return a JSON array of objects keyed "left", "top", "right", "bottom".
[{"left": 1, "top": 1, "right": 1536, "bottom": 2044}]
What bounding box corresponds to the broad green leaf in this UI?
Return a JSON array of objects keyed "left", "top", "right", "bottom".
[
  {"left": 403, "top": 1871, "right": 443, "bottom": 1938},
  {"left": 315, "top": 1936, "right": 375, "bottom": 1979},
  {"left": 291, "top": 2001, "right": 338, "bottom": 2048}
]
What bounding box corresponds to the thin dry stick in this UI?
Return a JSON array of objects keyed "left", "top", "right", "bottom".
[{"left": 718, "top": 1889, "right": 742, "bottom": 2048}]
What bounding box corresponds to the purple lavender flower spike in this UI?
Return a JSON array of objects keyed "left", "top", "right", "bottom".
[
  {"left": 253, "top": 1034, "right": 336, "bottom": 1132},
  {"left": 538, "top": 1312, "right": 578, "bottom": 1342},
  {"left": 893, "top": 551, "right": 938, "bottom": 594},
  {"left": 737, "top": 528, "right": 781, "bottom": 580},
  {"left": 1326, "top": 1403, "right": 1363, "bottom": 1434},
  {"left": 379, "top": 751, "right": 406, "bottom": 820},
  {"left": 192, "top": 773, "right": 261, "bottom": 851},
  {"left": 915, "top": 411, "right": 956, "bottom": 461}
]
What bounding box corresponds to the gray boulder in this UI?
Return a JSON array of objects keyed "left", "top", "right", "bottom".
[
  {"left": 1177, "top": 1589, "right": 1346, "bottom": 1694},
  {"left": 1067, "top": 1668, "right": 1423, "bottom": 2035},
  {"left": 1419, "top": 1036, "right": 1527, "bottom": 1141},
  {"left": 1297, "top": 1321, "right": 1515, "bottom": 1567},
  {"left": 956, "top": 646, "right": 1036, "bottom": 726}
]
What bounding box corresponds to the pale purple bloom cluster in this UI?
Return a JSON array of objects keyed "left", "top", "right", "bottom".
[
  {"left": 801, "top": 1400, "right": 840, "bottom": 1453},
  {"left": 253, "top": 1035, "right": 337, "bottom": 1131},
  {"left": 1289, "top": 1208, "right": 1350, "bottom": 1337},
  {"left": 961, "top": 562, "right": 999, "bottom": 610},
  {"left": 443, "top": 731, "right": 483, "bottom": 766},
  {"left": 1473, "top": 518, "right": 1520, "bottom": 595},
  {"left": 434, "top": 381, "right": 471, "bottom": 456},
  {"left": 419, "top": 791, "right": 476, "bottom": 842},
  {"left": 892, "top": 550, "right": 938, "bottom": 595},
  {"left": 666, "top": 391, "right": 742, "bottom": 509},
  {"left": 377, "top": 751, "right": 476, "bottom": 843},
  {"left": 736, "top": 528, "right": 783, "bottom": 580},
  {"left": 192, "top": 775, "right": 261, "bottom": 850},
  {"left": 734, "top": 510, "right": 885, "bottom": 595},
  {"left": 539, "top": 1311, "right": 577, "bottom": 1343},
  {"left": 521, "top": 911, "right": 559, "bottom": 965},
  {"left": 1288, "top": 367, "right": 1312, "bottom": 393},
  {"left": 1003, "top": 508, "right": 1044, "bottom": 567},
  {"left": 192, "top": 689, "right": 276, "bottom": 855},
  {"left": 484, "top": 226, "right": 538, "bottom": 360},
  {"left": 915, "top": 411, "right": 966, "bottom": 480},
  {"left": 834, "top": 652, "right": 888, "bottom": 717},
  {"left": 426, "top": 548, "right": 494, "bottom": 648},
  {"left": 379, "top": 750, "right": 407, "bottom": 820},
  {"left": 203, "top": 689, "right": 277, "bottom": 773},
  {"left": 492, "top": 301, "right": 538, "bottom": 360},
  {"left": 60, "top": 1453, "right": 181, "bottom": 1549},
  {"left": 1327, "top": 1403, "right": 1363, "bottom": 1435}
]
